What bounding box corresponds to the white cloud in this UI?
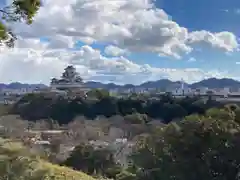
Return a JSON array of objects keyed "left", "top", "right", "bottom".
[
  {"left": 187, "top": 31, "right": 239, "bottom": 52},
  {"left": 46, "top": 35, "right": 75, "bottom": 49},
  {"left": 188, "top": 57, "right": 196, "bottom": 62},
  {"left": 0, "top": 39, "right": 231, "bottom": 84},
  {"left": 12, "top": 0, "right": 239, "bottom": 58},
  {"left": 104, "top": 45, "right": 128, "bottom": 56},
  {"left": 0, "top": 0, "right": 238, "bottom": 84}
]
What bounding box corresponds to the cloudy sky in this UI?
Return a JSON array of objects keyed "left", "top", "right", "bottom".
[{"left": 0, "top": 0, "right": 240, "bottom": 85}]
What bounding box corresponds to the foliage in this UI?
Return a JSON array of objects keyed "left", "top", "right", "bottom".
[
  {"left": 0, "top": 138, "right": 96, "bottom": 180},
  {"left": 116, "top": 171, "right": 137, "bottom": 180},
  {"left": 0, "top": 105, "right": 11, "bottom": 116},
  {"left": 129, "top": 115, "right": 240, "bottom": 180},
  {"left": 234, "top": 108, "right": 240, "bottom": 124},
  {"left": 11, "top": 94, "right": 225, "bottom": 124},
  {"left": 184, "top": 114, "right": 202, "bottom": 121},
  {"left": 124, "top": 113, "right": 149, "bottom": 124},
  {"left": 87, "top": 89, "right": 110, "bottom": 100},
  {"left": 2, "top": 97, "right": 240, "bottom": 180},
  {"left": 0, "top": 0, "right": 41, "bottom": 47},
  {"left": 205, "top": 108, "right": 232, "bottom": 120},
  {"left": 64, "top": 143, "right": 120, "bottom": 178}
]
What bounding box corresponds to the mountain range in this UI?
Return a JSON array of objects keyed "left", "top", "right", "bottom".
[
  {"left": 1, "top": 78, "right": 240, "bottom": 90},
  {"left": 84, "top": 78, "right": 240, "bottom": 90},
  {"left": 0, "top": 82, "right": 47, "bottom": 89}
]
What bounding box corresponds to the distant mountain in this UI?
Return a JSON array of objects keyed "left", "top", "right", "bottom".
[
  {"left": 83, "top": 81, "right": 106, "bottom": 89},
  {"left": 190, "top": 78, "right": 240, "bottom": 89},
  {"left": 84, "top": 78, "right": 240, "bottom": 90},
  {"left": 0, "top": 82, "right": 47, "bottom": 89},
  {"left": 1, "top": 78, "right": 240, "bottom": 90},
  {"left": 139, "top": 79, "right": 186, "bottom": 89}
]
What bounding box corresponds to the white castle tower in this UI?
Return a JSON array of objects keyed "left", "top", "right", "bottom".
[{"left": 50, "top": 65, "right": 84, "bottom": 91}]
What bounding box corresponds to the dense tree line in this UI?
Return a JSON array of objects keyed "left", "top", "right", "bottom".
[{"left": 11, "top": 93, "right": 224, "bottom": 124}]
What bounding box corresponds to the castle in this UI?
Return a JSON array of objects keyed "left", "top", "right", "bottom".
[{"left": 50, "top": 65, "right": 89, "bottom": 95}]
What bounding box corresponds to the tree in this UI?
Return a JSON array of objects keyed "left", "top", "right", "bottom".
[
  {"left": 93, "top": 97, "right": 118, "bottom": 117},
  {"left": 130, "top": 117, "right": 240, "bottom": 180},
  {"left": 224, "top": 104, "right": 239, "bottom": 112},
  {"left": 124, "top": 113, "right": 149, "bottom": 124},
  {"left": 87, "top": 89, "right": 110, "bottom": 99},
  {"left": 205, "top": 108, "right": 232, "bottom": 120},
  {"left": 184, "top": 114, "right": 202, "bottom": 121},
  {"left": 13, "top": 94, "right": 225, "bottom": 124},
  {"left": 0, "top": 0, "right": 41, "bottom": 47},
  {"left": 234, "top": 108, "right": 240, "bottom": 125},
  {"left": 116, "top": 171, "right": 137, "bottom": 180},
  {"left": 64, "top": 143, "right": 120, "bottom": 177}
]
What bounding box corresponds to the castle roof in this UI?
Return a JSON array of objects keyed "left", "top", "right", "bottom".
[{"left": 64, "top": 65, "right": 75, "bottom": 70}]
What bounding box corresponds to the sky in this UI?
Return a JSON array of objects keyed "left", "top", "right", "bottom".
[{"left": 1, "top": 0, "right": 240, "bottom": 85}]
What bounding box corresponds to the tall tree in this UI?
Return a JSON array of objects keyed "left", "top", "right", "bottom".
[
  {"left": 0, "top": 0, "right": 41, "bottom": 47},
  {"left": 130, "top": 117, "right": 240, "bottom": 180}
]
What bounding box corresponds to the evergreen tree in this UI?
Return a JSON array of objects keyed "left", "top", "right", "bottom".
[{"left": 0, "top": 0, "right": 41, "bottom": 47}]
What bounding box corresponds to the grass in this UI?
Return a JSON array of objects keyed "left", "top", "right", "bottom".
[
  {"left": 0, "top": 138, "right": 96, "bottom": 180},
  {"left": 0, "top": 104, "right": 11, "bottom": 116},
  {"left": 37, "top": 161, "right": 96, "bottom": 180}
]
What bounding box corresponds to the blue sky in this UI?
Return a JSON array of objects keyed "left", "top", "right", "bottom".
[
  {"left": 158, "top": 0, "right": 240, "bottom": 70},
  {"left": 75, "top": 0, "right": 240, "bottom": 75},
  {"left": 1, "top": 0, "right": 240, "bottom": 84},
  {"left": 132, "top": 0, "right": 239, "bottom": 70},
  {"left": 160, "top": 0, "right": 240, "bottom": 32}
]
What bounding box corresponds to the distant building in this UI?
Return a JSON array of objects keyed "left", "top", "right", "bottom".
[
  {"left": 171, "top": 79, "right": 193, "bottom": 96},
  {"left": 50, "top": 65, "right": 90, "bottom": 95},
  {"left": 0, "top": 88, "right": 35, "bottom": 95},
  {"left": 194, "top": 87, "right": 209, "bottom": 95}
]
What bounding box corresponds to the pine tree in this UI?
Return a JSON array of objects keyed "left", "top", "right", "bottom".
[{"left": 0, "top": 0, "right": 41, "bottom": 47}]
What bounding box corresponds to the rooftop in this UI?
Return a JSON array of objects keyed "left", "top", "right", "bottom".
[{"left": 50, "top": 65, "right": 84, "bottom": 87}]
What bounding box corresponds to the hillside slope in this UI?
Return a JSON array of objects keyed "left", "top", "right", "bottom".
[{"left": 0, "top": 138, "right": 96, "bottom": 180}]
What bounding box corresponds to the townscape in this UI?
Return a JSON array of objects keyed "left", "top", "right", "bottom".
[
  {"left": 1, "top": 64, "right": 240, "bottom": 179},
  {"left": 2, "top": 65, "right": 240, "bottom": 105},
  {"left": 2, "top": 0, "right": 240, "bottom": 180}
]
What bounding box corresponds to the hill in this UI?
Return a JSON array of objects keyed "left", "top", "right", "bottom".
[
  {"left": 139, "top": 79, "right": 184, "bottom": 89},
  {"left": 190, "top": 78, "right": 240, "bottom": 89},
  {"left": 0, "top": 138, "right": 96, "bottom": 180},
  {"left": 0, "top": 82, "right": 47, "bottom": 89}
]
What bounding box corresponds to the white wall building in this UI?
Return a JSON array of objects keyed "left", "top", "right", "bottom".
[
  {"left": 50, "top": 65, "right": 88, "bottom": 95},
  {"left": 172, "top": 88, "right": 193, "bottom": 96},
  {"left": 0, "top": 88, "right": 35, "bottom": 95},
  {"left": 194, "top": 87, "right": 209, "bottom": 95},
  {"left": 171, "top": 80, "right": 193, "bottom": 96}
]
